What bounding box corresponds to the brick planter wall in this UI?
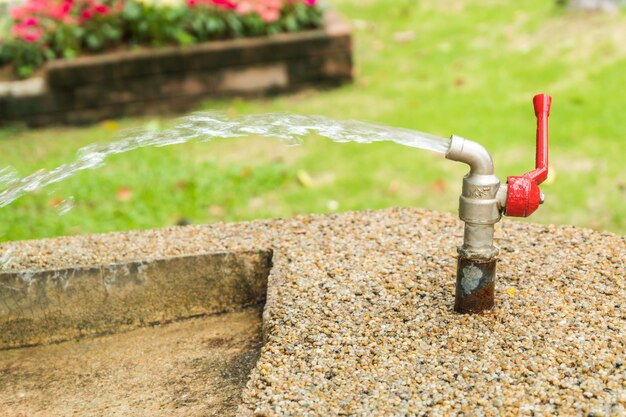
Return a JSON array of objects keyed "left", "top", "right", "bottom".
[{"left": 0, "top": 12, "right": 352, "bottom": 127}]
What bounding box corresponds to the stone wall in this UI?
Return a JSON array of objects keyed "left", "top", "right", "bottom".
[
  {"left": 0, "top": 12, "right": 352, "bottom": 127},
  {"left": 0, "top": 250, "right": 273, "bottom": 349}
]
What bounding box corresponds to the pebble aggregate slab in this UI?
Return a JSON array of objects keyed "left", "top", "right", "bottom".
[{"left": 1, "top": 208, "right": 625, "bottom": 416}]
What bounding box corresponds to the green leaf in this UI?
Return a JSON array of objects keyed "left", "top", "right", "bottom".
[
  {"left": 86, "top": 34, "right": 103, "bottom": 50},
  {"left": 43, "top": 49, "right": 57, "bottom": 61},
  {"left": 17, "top": 65, "right": 34, "bottom": 78},
  {"left": 246, "top": 15, "right": 265, "bottom": 36},
  {"left": 295, "top": 3, "right": 308, "bottom": 21},
  {"left": 63, "top": 49, "right": 77, "bottom": 59},
  {"left": 103, "top": 24, "right": 122, "bottom": 42},
  {"left": 174, "top": 30, "right": 195, "bottom": 46},
  {"left": 207, "top": 15, "right": 225, "bottom": 34},
  {"left": 123, "top": 1, "right": 142, "bottom": 20},
  {"left": 138, "top": 21, "right": 149, "bottom": 35},
  {"left": 268, "top": 24, "right": 281, "bottom": 36},
  {"left": 188, "top": 18, "right": 204, "bottom": 40},
  {"left": 285, "top": 15, "right": 299, "bottom": 32},
  {"left": 226, "top": 13, "right": 243, "bottom": 36}
]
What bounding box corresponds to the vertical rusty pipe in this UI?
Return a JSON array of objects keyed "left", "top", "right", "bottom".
[{"left": 454, "top": 256, "right": 496, "bottom": 313}]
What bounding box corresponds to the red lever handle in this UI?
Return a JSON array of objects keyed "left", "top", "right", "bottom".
[
  {"left": 526, "top": 94, "right": 551, "bottom": 184},
  {"left": 505, "top": 93, "right": 552, "bottom": 218}
]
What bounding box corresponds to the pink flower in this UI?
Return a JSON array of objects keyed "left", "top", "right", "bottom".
[
  {"left": 11, "top": 0, "right": 81, "bottom": 23},
  {"left": 23, "top": 17, "right": 40, "bottom": 26},
  {"left": 47, "top": 1, "right": 73, "bottom": 20},
  {"left": 234, "top": 0, "right": 283, "bottom": 22},
  {"left": 12, "top": 22, "right": 45, "bottom": 42},
  {"left": 7, "top": 0, "right": 124, "bottom": 45},
  {"left": 10, "top": 7, "right": 29, "bottom": 21},
  {"left": 260, "top": 8, "right": 280, "bottom": 23},
  {"left": 211, "top": 0, "right": 237, "bottom": 10},
  {"left": 286, "top": 0, "right": 317, "bottom": 5},
  {"left": 94, "top": 4, "right": 109, "bottom": 14},
  {"left": 80, "top": 8, "right": 93, "bottom": 21},
  {"left": 236, "top": 1, "right": 253, "bottom": 14}
]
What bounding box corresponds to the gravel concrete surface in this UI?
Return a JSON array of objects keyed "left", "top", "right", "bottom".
[{"left": 1, "top": 208, "right": 625, "bottom": 416}]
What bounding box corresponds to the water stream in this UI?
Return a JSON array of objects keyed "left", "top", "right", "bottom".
[{"left": 0, "top": 112, "right": 451, "bottom": 208}]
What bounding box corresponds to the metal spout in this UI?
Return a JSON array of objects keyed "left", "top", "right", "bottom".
[{"left": 446, "top": 134, "right": 495, "bottom": 176}]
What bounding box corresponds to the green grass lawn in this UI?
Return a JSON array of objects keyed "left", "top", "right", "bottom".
[{"left": 1, "top": 0, "right": 625, "bottom": 242}]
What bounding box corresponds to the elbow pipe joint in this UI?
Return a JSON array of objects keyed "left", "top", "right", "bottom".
[{"left": 446, "top": 134, "right": 494, "bottom": 176}]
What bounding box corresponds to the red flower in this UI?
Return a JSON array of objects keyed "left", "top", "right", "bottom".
[
  {"left": 23, "top": 17, "right": 40, "bottom": 26},
  {"left": 47, "top": 1, "right": 73, "bottom": 20},
  {"left": 94, "top": 4, "right": 109, "bottom": 14},
  {"left": 211, "top": 0, "right": 237, "bottom": 9},
  {"left": 80, "top": 8, "right": 94, "bottom": 21}
]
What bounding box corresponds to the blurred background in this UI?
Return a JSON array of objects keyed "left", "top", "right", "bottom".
[{"left": 1, "top": 0, "right": 625, "bottom": 242}]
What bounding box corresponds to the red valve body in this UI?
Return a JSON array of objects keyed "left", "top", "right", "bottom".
[
  {"left": 505, "top": 94, "right": 551, "bottom": 218},
  {"left": 505, "top": 175, "right": 542, "bottom": 217}
]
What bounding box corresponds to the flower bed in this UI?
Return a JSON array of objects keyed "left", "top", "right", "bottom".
[
  {"left": 1, "top": 0, "right": 323, "bottom": 78},
  {"left": 0, "top": 0, "right": 352, "bottom": 126}
]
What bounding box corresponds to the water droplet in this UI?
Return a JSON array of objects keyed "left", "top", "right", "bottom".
[
  {"left": 327, "top": 200, "right": 340, "bottom": 211},
  {"left": 57, "top": 197, "right": 75, "bottom": 215},
  {"left": 0, "top": 247, "right": 14, "bottom": 269},
  {"left": 0, "top": 166, "right": 18, "bottom": 188}
]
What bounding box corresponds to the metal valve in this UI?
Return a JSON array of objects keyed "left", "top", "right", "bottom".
[{"left": 446, "top": 93, "right": 552, "bottom": 313}]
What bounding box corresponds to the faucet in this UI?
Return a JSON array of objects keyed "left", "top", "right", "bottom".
[{"left": 445, "top": 94, "right": 551, "bottom": 313}]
